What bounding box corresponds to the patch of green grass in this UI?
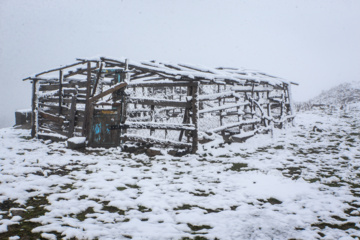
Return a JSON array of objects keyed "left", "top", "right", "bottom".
[
  {"left": 187, "top": 223, "right": 212, "bottom": 231},
  {"left": 60, "top": 183, "right": 74, "bottom": 190},
  {"left": 273, "top": 145, "right": 284, "bottom": 150},
  {"left": 182, "top": 237, "right": 210, "bottom": 240},
  {"left": 311, "top": 222, "right": 359, "bottom": 231},
  {"left": 0, "top": 196, "right": 54, "bottom": 239},
  {"left": 117, "top": 186, "right": 127, "bottom": 191},
  {"left": 138, "top": 205, "right": 152, "bottom": 213},
  {"left": 306, "top": 178, "right": 320, "bottom": 183},
  {"left": 76, "top": 207, "right": 95, "bottom": 221},
  {"left": 258, "top": 198, "right": 282, "bottom": 205},
  {"left": 174, "top": 204, "right": 194, "bottom": 211},
  {"left": 229, "top": 163, "right": 248, "bottom": 172},
  {"left": 125, "top": 184, "right": 140, "bottom": 189},
  {"left": 331, "top": 215, "right": 347, "bottom": 221},
  {"left": 190, "top": 189, "right": 215, "bottom": 197}
]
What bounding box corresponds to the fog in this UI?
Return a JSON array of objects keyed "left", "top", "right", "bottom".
[{"left": 1, "top": 0, "right": 360, "bottom": 128}]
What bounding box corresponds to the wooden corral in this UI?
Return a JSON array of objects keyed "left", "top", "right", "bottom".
[{"left": 23, "top": 57, "right": 297, "bottom": 153}]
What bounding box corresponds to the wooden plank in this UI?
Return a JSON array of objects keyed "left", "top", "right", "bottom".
[
  {"left": 38, "top": 97, "right": 81, "bottom": 104},
  {"left": 199, "top": 102, "right": 250, "bottom": 114},
  {"left": 64, "top": 66, "right": 97, "bottom": 78},
  {"left": 191, "top": 82, "right": 199, "bottom": 153},
  {"left": 83, "top": 62, "right": 92, "bottom": 137},
  {"left": 33, "top": 61, "right": 86, "bottom": 78},
  {"left": 38, "top": 104, "right": 70, "bottom": 115},
  {"left": 207, "top": 119, "right": 261, "bottom": 133},
  {"left": 89, "top": 82, "right": 128, "bottom": 103},
  {"left": 231, "top": 86, "right": 274, "bottom": 92},
  {"left": 198, "top": 91, "right": 234, "bottom": 101},
  {"left": 68, "top": 94, "right": 77, "bottom": 137},
  {"left": 92, "top": 62, "right": 103, "bottom": 96},
  {"left": 126, "top": 98, "right": 190, "bottom": 108},
  {"left": 58, "top": 70, "right": 63, "bottom": 115},
  {"left": 31, "top": 80, "right": 38, "bottom": 138},
  {"left": 38, "top": 111, "right": 65, "bottom": 124},
  {"left": 111, "top": 122, "right": 195, "bottom": 131},
  {"left": 120, "top": 134, "right": 192, "bottom": 148},
  {"left": 39, "top": 82, "right": 88, "bottom": 91},
  {"left": 128, "top": 81, "right": 197, "bottom": 88}
]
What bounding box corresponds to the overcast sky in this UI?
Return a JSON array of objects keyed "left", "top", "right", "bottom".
[{"left": 1, "top": 0, "right": 360, "bottom": 128}]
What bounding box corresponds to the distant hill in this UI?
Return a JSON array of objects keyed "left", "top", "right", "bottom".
[{"left": 311, "top": 81, "right": 360, "bottom": 106}]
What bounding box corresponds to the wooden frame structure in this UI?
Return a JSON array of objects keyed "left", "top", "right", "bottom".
[{"left": 24, "top": 57, "right": 297, "bottom": 153}]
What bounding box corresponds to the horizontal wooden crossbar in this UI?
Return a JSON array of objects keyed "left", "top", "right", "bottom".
[
  {"left": 111, "top": 122, "right": 195, "bottom": 131},
  {"left": 120, "top": 134, "right": 192, "bottom": 148},
  {"left": 207, "top": 119, "right": 261, "bottom": 133},
  {"left": 126, "top": 98, "right": 191, "bottom": 108},
  {"left": 89, "top": 82, "right": 128, "bottom": 103}
]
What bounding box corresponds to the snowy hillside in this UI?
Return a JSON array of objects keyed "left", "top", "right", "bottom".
[
  {"left": 311, "top": 81, "right": 360, "bottom": 106},
  {"left": 1, "top": 105, "right": 360, "bottom": 239}
]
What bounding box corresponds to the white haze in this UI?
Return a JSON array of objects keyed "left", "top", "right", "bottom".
[{"left": 1, "top": 0, "right": 360, "bottom": 128}]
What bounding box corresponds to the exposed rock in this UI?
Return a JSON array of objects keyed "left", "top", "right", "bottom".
[
  {"left": 10, "top": 208, "right": 27, "bottom": 217},
  {"left": 146, "top": 148, "right": 162, "bottom": 157},
  {"left": 67, "top": 137, "right": 86, "bottom": 149}
]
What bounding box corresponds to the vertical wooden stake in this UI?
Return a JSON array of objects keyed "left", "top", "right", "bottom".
[
  {"left": 58, "top": 70, "right": 63, "bottom": 115},
  {"left": 68, "top": 94, "right": 77, "bottom": 138},
  {"left": 83, "top": 62, "right": 92, "bottom": 137},
  {"left": 191, "top": 82, "right": 199, "bottom": 153},
  {"left": 31, "top": 79, "right": 38, "bottom": 138}
]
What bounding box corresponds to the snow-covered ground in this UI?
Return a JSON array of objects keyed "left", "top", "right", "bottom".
[{"left": 1, "top": 105, "right": 360, "bottom": 240}]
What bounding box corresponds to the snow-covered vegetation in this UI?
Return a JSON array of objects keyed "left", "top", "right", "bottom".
[
  {"left": 297, "top": 81, "right": 360, "bottom": 111},
  {"left": 1, "top": 104, "right": 360, "bottom": 239}
]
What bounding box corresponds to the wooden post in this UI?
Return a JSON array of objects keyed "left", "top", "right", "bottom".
[
  {"left": 92, "top": 62, "right": 103, "bottom": 96},
  {"left": 31, "top": 79, "right": 38, "bottom": 138},
  {"left": 191, "top": 82, "right": 199, "bottom": 153},
  {"left": 82, "top": 62, "right": 92, "bottom": 137},
  {"left": 67, "top": 94, "right": 77, "bottom": 138},
  {"left": 150, "top": 105, "right": 155, "bottom": 136},
  {"left": 58, "top": 70, "right": 63, "bottom": 115},
  {"left": 179, "top": 85, "right": 192, "bottom": 141}
]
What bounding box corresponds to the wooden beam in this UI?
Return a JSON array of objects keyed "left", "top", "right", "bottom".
[
  {"left": 120, "top": 134, "right": 192, "bottom": 148},
  {"left": 38, "top": 111, "right": 65, "bottom": 124},
  {"left": 31, "top": 80, "right": 38, "bottom": 138},
  {"left": 67, "top": 94, "right": 77, "bottom": 137},
  {"left": 111, "top": 122, "right": 195, "bottom": 131},
  {"left": 58, "top": 70, "right": 63, "bottom": 115},
  {"left": 191, "top": 82, "right": 199, "bottom": 153},
  {"left": 82, "top": 62, "right": 92, "bottom": 137},
  {"left": 199, "top": 102, "right": 250, "bottom": 114},
  {"left": 89, "top": 82, "right": 128, "bottom": 103},
  {"left": 231, "top": 86, "right": 274, "bottom": 92},
  {"left": 207, "top": 119, "right": 261, "bottom": 133},
  {"left": 34, "top": 61, "right": 86, "bottom": 78},
  {"left": 128, "top": 81, "right": 196, "bottom": 88},
  {"left": 125, "top": 97, "right": 190, "bottom": 108},
  {"left": 92, "top": 62, "right": 103, "bottom": 96}
]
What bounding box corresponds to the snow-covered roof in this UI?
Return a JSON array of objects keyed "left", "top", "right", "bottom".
[
  {"left": 95, "top": 57, "right": 290, "bottom": 87},
  {"left": 24, "top": 56, "right": 295, "bottom": 87}
]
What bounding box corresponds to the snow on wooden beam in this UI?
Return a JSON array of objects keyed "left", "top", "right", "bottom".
[
  {"left": 38, "top": 110, "right": 65, "bottom": 124},
  {"left": 126, "top": 98, "right": 191, "bottom": 108},
  {"left": 120, "top": 134, "right": 192, "bottom": 148},
  {"left": 128, "top": 81, "right": 197, "bottom": 88},
  {"left": 34, "top": 62, "right": 87, "bottom": 78},
  {"left": 207, "top": 119, "right": 261, "bottom": 133},
  {"left": 111, "top": 122, "right": 195, "bottom": 131},
  {"left": 199, "top": 102, "right": 250, "bottom": 114},
  {"left": 89, "top": 82, "right": 128, "bottom": 103},
  {"left": 198, "top": 91, "right": 235, "bottom": 101},
  {"left": 231, "top": 86, "right": 274, "bottom": 92}
]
